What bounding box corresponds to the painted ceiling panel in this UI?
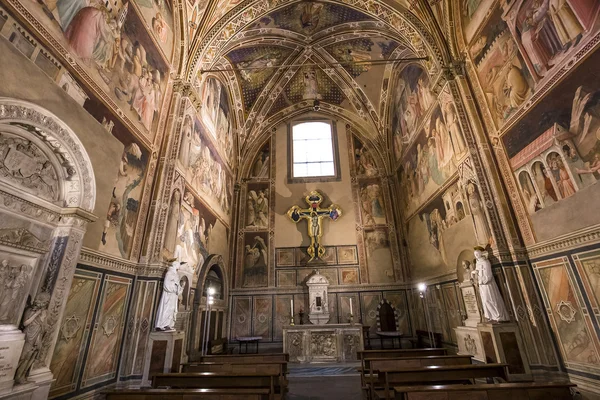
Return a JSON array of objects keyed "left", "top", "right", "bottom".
[
  {"left": 226, "top": 45, "right": 295, "bottom": 111},
  {"left": 245, "top": 2, "right": 374, "bottom": 36}
]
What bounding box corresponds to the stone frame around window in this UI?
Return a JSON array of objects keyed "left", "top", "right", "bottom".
[{"left": 287, "top": 118, "right": 341, "bottom": 184}]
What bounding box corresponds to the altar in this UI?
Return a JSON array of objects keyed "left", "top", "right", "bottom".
[{"left": 283, "top": 324, "right": 363, "bottom": 363}]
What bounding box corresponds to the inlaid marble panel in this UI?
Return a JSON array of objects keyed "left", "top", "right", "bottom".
[
  {"left": 49, "top": 269, "right": 102, "bottom": 398},
  {"left": 253, "top": 296, "right": 272, "bottom": 341},
  {"left": 384, "top": 291, "right": 410, "bottom": 335},
  {"left": 360, "top": 293, "right": 382, "bottom": 333},
  {"left": 231, "top": 297, "right": 252, "bottom": 338},
  {"left": 274, "top": 295, "right": 293, "bottom": 341},
  {"left": 81, "top": 275, "right": 132, "bottom": 388}
]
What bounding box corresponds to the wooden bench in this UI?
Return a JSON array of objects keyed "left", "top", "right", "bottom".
[
  {"left": 207, "top": 338, "right": 234, "bottom": 355},
  {"left": 392, "top": 382, "right": 576, "bottom": 400},
  {"left": 198, "top": 353, "right": 289, "bottom": 364},
  {"left": 105, "top": 388, "right": 271, "bottom": 399},
  {"left": 363, "top": 355, "right": 472, "bottom": 399},
  {"left": 376, "top": 363, "right": 509, "bottom": 400},
  {"left": 153, "top": 371, "right": 280, "bottom": 400},
  {"left": 358, "top": 349, "right": 447, "bottom": 389},
  {"left": 181, "top": 362, "right": 288, "bottom": 391}
]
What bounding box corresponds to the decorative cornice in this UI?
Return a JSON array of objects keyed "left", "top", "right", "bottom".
[{"left": 526, "top": 225, "right": 600, "bottom": 260}]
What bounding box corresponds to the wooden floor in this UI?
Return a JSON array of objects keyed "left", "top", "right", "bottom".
[{"left": 287, "top": 375, "right": 362, "bottom": 400}]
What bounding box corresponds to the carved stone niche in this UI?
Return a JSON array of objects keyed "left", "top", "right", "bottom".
[
  {"left": 0, "top": 99, "right": 97, "bottom": 400},
  {"left": 306, "top": 270, "right": 330, "bottom": 325}
]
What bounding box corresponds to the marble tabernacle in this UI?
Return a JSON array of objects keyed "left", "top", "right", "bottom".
[{"left": 283, "top": 324, "right": 363, "bottom": 363}]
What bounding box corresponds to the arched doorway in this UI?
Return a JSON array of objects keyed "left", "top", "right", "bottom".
[
  {"left": 0, "top": 98, "right": 96, "bottom": 395},
  {"left": 188, "top": 254, "right": 229, "bottom": 360}
]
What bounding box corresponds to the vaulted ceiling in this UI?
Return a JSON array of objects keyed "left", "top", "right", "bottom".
[{"left": 184, "top": 0, "right": 449, "bottom": 169}]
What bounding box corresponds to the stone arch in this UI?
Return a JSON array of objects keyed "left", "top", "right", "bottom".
[
  {"left": 189, "top": 254, "right": 230, "bottom": 359},
  {"left": 0, "top": 98, "right": 97, "bottom": 391},
  {"left": 376, "top": 299, "right": 400, "bottom": 332},
  {"left": 0, "top": 98, "right": 96, "bottom": 212}
]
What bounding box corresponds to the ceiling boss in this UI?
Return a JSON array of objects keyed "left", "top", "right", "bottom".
[{"left": 287, "top": 191, "right": 342, "bottom": 262}]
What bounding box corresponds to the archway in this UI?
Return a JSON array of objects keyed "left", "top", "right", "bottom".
[{"left": 188, "top": 254, "right": 229, "bottom": 360}]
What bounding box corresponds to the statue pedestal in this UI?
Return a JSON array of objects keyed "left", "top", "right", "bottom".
[
  {"left": 142, "top": 331, "right": 185, "bottom": 386},
  {"left": 283, "top": 324, "right": 363, "bottom": 363},
  {"left": 0, "top": 328, "right": 25, "bottom": 395},
  {"left": 454, "top": 326, "right": 485, "bottom": 362},
  {"left": 478, "top": 322, "right": 532, "bottom": 381}
]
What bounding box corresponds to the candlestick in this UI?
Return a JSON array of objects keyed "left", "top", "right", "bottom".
[{"left": 290, "top": 298, "right": 295, "bottom": 326}]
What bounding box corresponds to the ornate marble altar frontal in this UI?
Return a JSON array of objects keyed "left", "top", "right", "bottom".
[{"left": 283, "top": 324, "right": 363, "bottom": 363}]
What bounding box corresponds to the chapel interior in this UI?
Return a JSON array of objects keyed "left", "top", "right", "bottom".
[{"left": 1, "top": 0, "right": 600, "bottom": 399}]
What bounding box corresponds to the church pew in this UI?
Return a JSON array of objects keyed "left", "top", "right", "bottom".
[
  {"left": 152, "top": 371, "right": 280, "bottom": 400},
  {"left": 362, "top": 355, "right": 472, "bottom": 399},
  {"left": 358, "top": 349, "right": 447, "bottom": 389},
  {"left": 105, "top": 388, "right": 271, "bottom": 400},
  {"left": 392, "top": 382, "right": 576, "bottom": 400},
  {"left": 375, "top": 363, "right": 509, "bottom": 400},
  {"left": 181, "top": 362, "right": 288, "bottom": 390}
]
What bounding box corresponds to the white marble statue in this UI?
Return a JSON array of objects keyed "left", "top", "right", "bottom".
[
  {"left": 472, "top": 249, "right": 510, "bottom": 323},
  {"left": 155, "top": 260, "right": 184, "bottom": 331}
]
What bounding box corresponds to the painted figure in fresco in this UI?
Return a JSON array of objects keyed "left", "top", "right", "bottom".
[
  {"left": 549, "top": 0, "right": 584, "bottom": 48},
  {"left": 163, "top": 189, "right": 181, "bottom": 253},
  {"left": 442, "top": 102, "right": 467, "bottom": 156},
  {"left": 563, "top": 144, "right": 597, "bottom": 187},
  {"left": 548, "top": 153, "right": 576, "bottom": 198},
  {"left": 519, "top": 0, "right": 563, "bottom": 76},
  {"left": 302, "top": 69, "right": 321, "bottom": 100},
  {"left": 247, "top": 190, "right": 269, "bottom": 228},
  {"left": 355, "top": 145, "right": 377, "bottom": 176},
  {"left": 472, "top": 249, "right": 510, "bottom": 323},
  {"left": 155, "top": 260, "right": 184, "bottom": 331},
  {"left": 467, "top": 183, "right": 492, "bottom": 246},
  {"left": 15, "top": 292, "right": 51, "bottom": 384},
  {"left": 252, "top": 148, "right": 270, "bottom": 178},
  {"left": 300, "top": 2, "right": 323, "bottom": 31},
  {"left": 152, "top": 12, "right": 168, "bottom": 43},
  {"left": 242, "top": 236, "right": 268, "bottom": 287}
]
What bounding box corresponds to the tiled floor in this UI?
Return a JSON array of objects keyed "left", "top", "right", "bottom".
[{"left": 287, "top": 375, "right": 363, "bottom": 400}]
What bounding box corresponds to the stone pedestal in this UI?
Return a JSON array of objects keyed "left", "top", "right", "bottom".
[
  {"left": 455, "top": 326, "right": 485, "bottom": 362},
  {"left": 0, "top": 329, "right": 25, "bottom": 395},
  {"left": 142, "top": 331, "right": 185, "bottom": 387},
  {"left": 478, "top": 322, "right": 532, "bottom": 381},
  {"left": 283, "top": 324, "right": 363, "bottom": 363}
]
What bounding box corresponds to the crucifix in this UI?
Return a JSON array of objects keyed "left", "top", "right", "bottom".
[{"left": 287, "top": 191, "right": 342, "bottom": 262}]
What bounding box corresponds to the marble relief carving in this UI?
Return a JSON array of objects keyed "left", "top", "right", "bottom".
[
  {"left": 0, "top": 134, "right": 59, "bottom": 202},
  {"left": 0, "top": 260, "right": 32, "bottom": 325},
  {"left": 311, "top": 333, "right": 336, "bottom": 357},
  {"left": 288, "top": 331, "right": 304, "bottom": 362}
]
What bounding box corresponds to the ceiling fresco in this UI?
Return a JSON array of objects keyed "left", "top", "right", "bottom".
[
  {"left": 244, "top": 2, "right": 374, "bottom": 36},
  {"left": 267, "top": 64, "right": 347, "bottom": 117},
  {"left": 225, "top": 45, "right": 295, "bottom": 111}
]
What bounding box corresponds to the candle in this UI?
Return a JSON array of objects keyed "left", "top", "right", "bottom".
[
  {"left": 349, "top": 298, "right": 353, "bottom": 315},
  {"left": 291, "top": 298, "right": 294, "bottom": 315}
]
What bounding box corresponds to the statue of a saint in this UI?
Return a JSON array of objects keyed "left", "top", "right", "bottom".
[
  {"left": 155, "top": 260, "right": 184, "bottom": 331},
  {"left": 472, "top": 249, "right": 510, "bottom": 323},
  {"left": 15, "top": 292, "right": 51, "bottom": 384}
]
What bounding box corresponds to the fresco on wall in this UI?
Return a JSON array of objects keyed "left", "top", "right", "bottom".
[
  {"left": 504, "top": 50, "right": 600, "bottom": 241},
  {"left": 536, "top": 261, "right": 600, "bottom": 367},
  {"left": 353, "top": 136, "right": 379, "bottom": 177},
  {"left": 32, "top": 0, "right": 169, "bottom": 136},
  {"left": 359, "top": 181, "right": 386, "bottom": 226},
  {"left": 325, "top": 38, "right": 399, "bottom": 79},
  {"left": 364, "top": 229, "right": 394, "bottom": 283},
  {"left": 199, "top": 77, "right": 234, "bottom": 163},
  {"left": 135, "top": 0, "right": 174, "bottom": 59},
  {"left": 241, "top": 232, "right": 269, "bottom": 288},
  {"left": 50, "top": 270, "right": 102, "bottom": 398},
  {"left": 250, "top": 142, "right": 270, "bottom": 179},
  {"left": 81, "top": 276, "right": 131, "bottom": 387},
  {"left": 226, "top": 46, "right": 293, "bottom": 112},
  {"left": 397, "top": 106, "right": 459, "bottom": 217},
  {"left": 95, "top": 109, "right": 149, "bottom": 258},
  {"left": 511, "top": 0, "right": 598, "bottom": 80},
  {"left": 391, "top": 64, "right": 435, "bottom": 160},
  {"left": 461, "top": 0, "right": 495, "bottom": 44},
  {"left": 187, "top": 0, "right": 208, "bottom": 43},
  {"left": 178, "top": 113, "right": 233, "bottom": 217},
  {"left": 470, "top": 7, "right": 534, "bottom": 128},
  {"left": 406, "top": 180, "right": 489, "bottom": 279}
]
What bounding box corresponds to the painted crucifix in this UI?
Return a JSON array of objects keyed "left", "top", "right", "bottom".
[{"left": 287, "top": 191, "right": 342, "bottom": 262}]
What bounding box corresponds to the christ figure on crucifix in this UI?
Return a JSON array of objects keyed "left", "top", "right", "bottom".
[{"left": 287, "top": 191, "right": 343, "bottom": 262}]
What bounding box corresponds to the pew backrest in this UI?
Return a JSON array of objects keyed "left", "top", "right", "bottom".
[
  {"left": 393, "top": 382, "right": 576, "bottom": 400},
  {"left": 105, "top": 388, "right": 271, "bottom": 400},
  {"left": 199, "top": 353, "right": 289, "bottom": 363}
]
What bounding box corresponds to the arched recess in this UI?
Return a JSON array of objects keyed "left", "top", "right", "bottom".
[
  {"left": 188, "top": 254, "right": 230, "bottom": 360},
  {"left": 0, "top": 98, "right": 96, "bottom": 392}
]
